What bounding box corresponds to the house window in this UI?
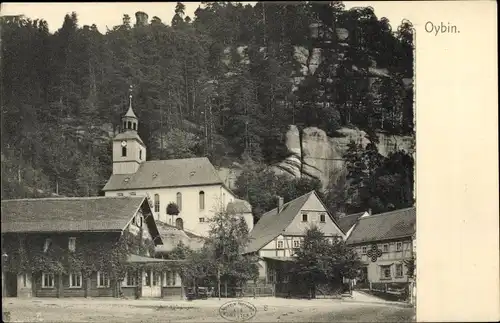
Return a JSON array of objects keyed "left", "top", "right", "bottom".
[
  {"left": 154, "top": 194, "right": 160, "bottom": 213},
  {"left": 396, "top": 242, "right": 403, "bottom": 251},
  {"left": 175, "top": 218, "right": 184, "bottom": 230},
  {"left": 97, "top": 271, "right": 110, "bottom": 287},
  {"left": 130, "top": 192, "right": 136, "bottom": 196},
  {"left": 117, "top": 193, "right": 123, "bottom": 197},
  {"left": 42, "top": 273, "right": 54, "bottom": 288},
  {"left": 320, "top": 214, "right": 326, "bottom": 222},
  {"left": 176, "top": 192, "right": 182, "bottom": 211},
  {"left": 69, "top": 272, "right": 82, "bottom": 288},
  {"left": 125, "top": 270, "right": 137, "bottom": 286},
  {"left": 122, "top": 146, "right": 127, "bottom": 157},
  {"left": 362, "top": 246, "right": 367, "bottom": 254},
  {"left": 199, "top": 217, "right": 205, "bottom": 223},
  {"left": 277, "top": 240, "right": 284, "bottom": 249},
  {"left": 68, "top": 237, "right": 76, "bottom": 252},
  {"left": 199, "top": 191, "right": 205, "bottom": 210},
  {"left": 293, "top": 240, "right": 300, "bottom": 248},
  {"left": 267, "top": 267, "right": 276, "bottom": 283},
  {"left": 383, "top": 244, "right": 389, "bottom": 252},
  {"left": 43, "top": 238, "right": 51, "bottom": 253},
  {"left": 380, "top": 265, "right": 391, "bottom": 279},
  {"left": 395, "top": 264, "right": 403, "bottom": 277},
  {"left": 302, "top": 214, "right": 308, "bottom": 222}
]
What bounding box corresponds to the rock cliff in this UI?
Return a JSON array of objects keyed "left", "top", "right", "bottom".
[{"left": 218, "top": 125, "right": 414, "bottom": 191}]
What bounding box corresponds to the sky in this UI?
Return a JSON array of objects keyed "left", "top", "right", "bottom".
[{"left": 0, "top": 2, "right": 413, "bottom": 33}]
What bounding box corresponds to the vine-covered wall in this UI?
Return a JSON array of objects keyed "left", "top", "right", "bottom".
[{"left": 1, "top": 229, "right": 161, "bottom": 280}]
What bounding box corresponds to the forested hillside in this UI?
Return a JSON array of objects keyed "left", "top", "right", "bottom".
[{"left": 1, "top": 2, "right": 414, "bottom": 216}]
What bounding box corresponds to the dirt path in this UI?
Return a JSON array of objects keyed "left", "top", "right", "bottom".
[{"left": 2, "top": 296, "right": 415, "bottom": 322}]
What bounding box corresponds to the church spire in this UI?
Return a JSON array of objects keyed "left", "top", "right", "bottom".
[{"left": 122, "top": 85, "right": 138, "bottom": 132}]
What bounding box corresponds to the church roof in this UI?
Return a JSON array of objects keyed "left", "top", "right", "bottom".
[
  {"left": 103, "top": 157, "right": 224, "bottom": 191},
  {"left": 113, "top": 131, "right": 145, "bottom": 145}
]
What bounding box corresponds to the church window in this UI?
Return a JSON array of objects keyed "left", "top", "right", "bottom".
[
  {"left": 127, "top": 121, "right": 131, "bottom": 129},
  {"left": 132, "top": 123, "right": 136, "bottom": 130},
  {"left": 154, "top": 194, "right": 160, "bottom": 213},
  {"left": 176, "top": 192, "right": 182, "bottom": 211},
  {"left": 123, "top": 122, "right": 126, "bottom": 129},
  {"left": 199, "top": 191, "right": 205, "bottom": 210},
  {"left": 139, "top": 150, "right": 142, "bottom": 160},
  {"left": 122, "top": 146, "right": 127, "bottom": 157}
]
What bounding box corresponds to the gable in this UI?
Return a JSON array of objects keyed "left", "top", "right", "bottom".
[
  {"left": 123, "top": 199, "right": 162, "bottom": 245},
  {"left": 284, "top": 192, "right": 345, "bottom": 238}
]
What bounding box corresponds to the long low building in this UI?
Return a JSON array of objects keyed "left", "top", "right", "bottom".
[{"left": 0, "top": 196, "right": 188, "bottom": 299}]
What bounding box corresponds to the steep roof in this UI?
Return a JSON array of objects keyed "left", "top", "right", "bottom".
[
  {"left": 245, "top": 191, "right": 315, "bottom": 254},
  {"left": 336, "top": 212, "right": 365, "bottom": 234},
  {"left": 346, "top": 207, "right": 416, "bottom": 245},
  {"left": 103, "top": 157, "right": 224, "bottom": 191},
  {"left": 1, "top": 197, "right": 146, "bottom": 233},
  {"left": 154, "top": 222, "right": 205, "bottom": 253}
]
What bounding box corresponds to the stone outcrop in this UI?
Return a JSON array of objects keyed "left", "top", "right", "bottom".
[
  {"left": 218, "top": 125, "right": 414, "bottom": 191},
  {"left": 272, "top": 126, "right": 414, "bottom": 189}
]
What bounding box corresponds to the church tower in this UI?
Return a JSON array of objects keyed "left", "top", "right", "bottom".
[{"left": 112, "top": 86, "right": 146, "bottom": 175}]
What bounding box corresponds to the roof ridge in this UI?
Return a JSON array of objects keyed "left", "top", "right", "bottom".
[
  {"left": 1, "top": 196, "right": 143, "bottom": 202},
  {"left": 359, "top": 207, "right": 415, "bottom": 220},
  {"left": 262, "top": 190, "right": 315, "bottom": 218}
]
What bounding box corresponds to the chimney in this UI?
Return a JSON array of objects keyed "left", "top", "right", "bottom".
[
  {"left": 135, "top": 11, "right": 149, "bottom": 27},
  {"left": 277, "top": 196, "right": 284, "bottom": 213}
]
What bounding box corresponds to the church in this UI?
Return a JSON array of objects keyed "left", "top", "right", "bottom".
[{"left": 102, "top": 91, "right": 253, "bottom": 237}]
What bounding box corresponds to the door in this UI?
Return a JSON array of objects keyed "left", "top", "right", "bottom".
[
  {"left": 5, "top": 272, "right": 17, "bottom": 297},
  {"left": 141, "top": 270, "right": 161, "bottom": 298}
]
